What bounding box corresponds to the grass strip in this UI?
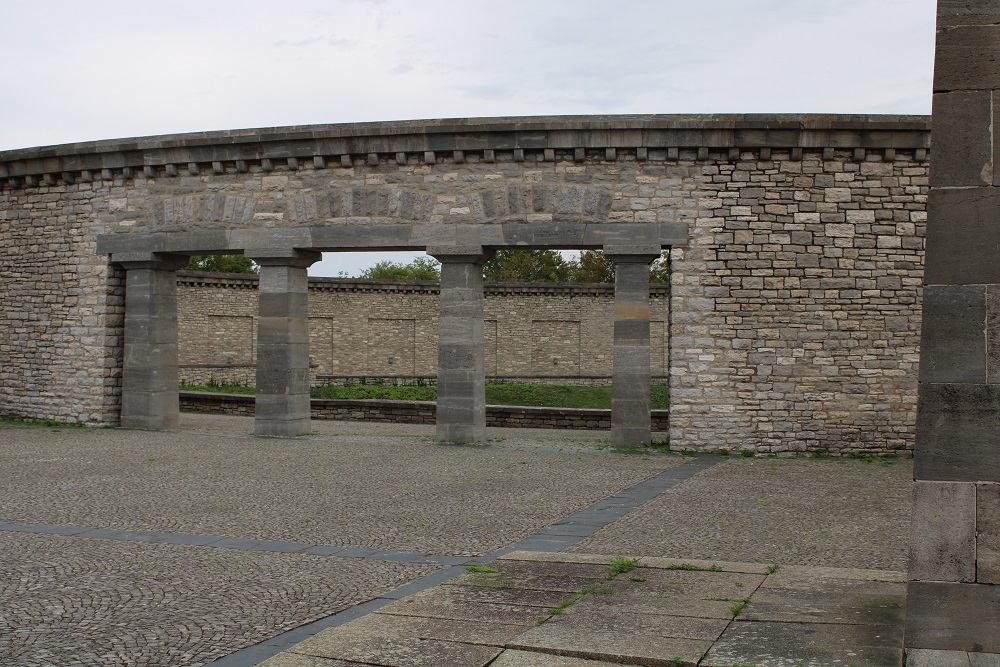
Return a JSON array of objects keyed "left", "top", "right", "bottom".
[{"left": 181, "top": 382, "right": 669, "bottom": 410}]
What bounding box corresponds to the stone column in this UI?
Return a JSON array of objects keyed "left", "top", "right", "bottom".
[
  {"left": 905, "top": 2, "right": 1000, "bottom": 661},
  {"left": 428, "top": 246, "right": 493, "bottom": 443},
  {"left": 246, "top": 249, "right": 321, "bottom": 437},
  {"left": 605, "top": 246, "right": 662, "bottom": 448},
  {"left": 114, "top": 252, "right": 187, "bottom": 430}
]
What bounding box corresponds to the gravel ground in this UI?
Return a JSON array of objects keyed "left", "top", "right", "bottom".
[
  {"left": 0, "top": 532, "right": 440, "bottom": 667},
  {"left": 570, "top": 456, "right": 912, "bottom": 570}
]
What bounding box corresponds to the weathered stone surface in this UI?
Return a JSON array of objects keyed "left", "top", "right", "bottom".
[
  {"left": 935, "top": 26, "right": 1000, "bottom": 92},
  {"left": 703, "top": 619, "right": 902, "bottom": 667},
  {"left": 924, "top": 188, "right": 1000, "bottom": 286},
  {"left": 909, "top": 481, "right": 977, "bottom": 583},
  {"left": 976, "top": 482, "right": 1000, "bottom": 584},
  {"left": 507, "top": 610, "right": 715, "bottom": 665},
  {"left": 905, "top": 581, "right": 1000, "bottom": 653},
  {"left": 929, "top": 92, "right": 993, "bottom": 187},
  {"left": 919, "top": 285, "right": 986, "bottom": 383},
  {"left": 915, "top": 383, "right": 1000, "bottom": 483},
  {"left": 289, "top": 614, "right": 506, "bottom": 665}
]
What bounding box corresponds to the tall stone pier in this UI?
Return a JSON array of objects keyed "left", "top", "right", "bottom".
[
  {"left": 429, "top": 246, "right": 493, "bottom": 443},
  {"left": 606, "top": 245, "right": 661, "bottom": 447},
  {"left": 905, "top": 1, "right": 1000, "bottom": 660}
]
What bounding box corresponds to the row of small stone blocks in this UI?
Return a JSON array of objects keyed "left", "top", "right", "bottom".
[
  {"left": 178, "top": 392, "right": 670, "bottom": 431},
  {"left": 0, "top": 146, "right": 927, "bottom": 191}
]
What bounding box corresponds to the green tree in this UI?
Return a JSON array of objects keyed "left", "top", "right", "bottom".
[
  {"left": 570, "top": 250, "right": 615, "bottom": 283},
  {"left": 360, "top": 256, "right": 441, "bottom": 280},
  {"left": 483, "top": 250, "right": 573, "bottom": 283},
  {"left": 182, "top": 254, "right": 258, "bottom": 274},
  {"left": 649, "top": 251, "right": 670, "bottom": 284}
]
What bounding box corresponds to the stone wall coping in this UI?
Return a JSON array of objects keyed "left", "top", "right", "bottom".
[
  {"left": 175, "top": 271, "right": 671, "bottom": 296},
  {"left": 0, "top": 113, "right": 930, "bottom": 182}
]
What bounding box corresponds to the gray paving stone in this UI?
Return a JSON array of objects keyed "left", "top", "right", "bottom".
[
  {"left": 702, "top": 619, "right": 903, "bottom": 667},
  {"left": 508, "top": 610, "right": 713, "bottom": 666}
]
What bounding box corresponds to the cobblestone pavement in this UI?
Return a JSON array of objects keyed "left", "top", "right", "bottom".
[
  {"left": 0, "top": 532, "right": 440, "bottom": 667},
  {"left": 0, "top": 416, "right": 914, "bottom": 666},
  {"left": 570, "top": 456, "right": 912, "bottom": 570},
  {"left": 0, "top": 416, "right": 677, "bottom": 557},
  {"left": 0, "top": 416, "right": 680, "bottom": 666}
]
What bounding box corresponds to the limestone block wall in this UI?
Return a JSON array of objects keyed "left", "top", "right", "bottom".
[
  {"left": 671, "top": 148, "right": 927, "bottom": 454},
  {"left": 0, "top": 115, "right": 930, "bottom": 453},
  {"left": 176, "top": 274, "right": 670, "bottom": 385}
]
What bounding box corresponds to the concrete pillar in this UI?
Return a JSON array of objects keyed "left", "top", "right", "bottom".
[
  {"left": 904, "top": 2, "right": 1000, "bottom": 661},
  {"left": 246, "top": 249, "right": 321, "bottom": 437},
  {"left": 605, "top": 245, "right": 662, "bottom": 448},
  {"left": 428, "top": 246, "right": 493, "bottom": 443},
  {"left": 114, "top": 252, "right": 187, "bottom": 430}
]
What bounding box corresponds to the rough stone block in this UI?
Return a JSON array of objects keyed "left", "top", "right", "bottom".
[
  {"left": 935, "top": 26, "right": 1000, "bottom": 92},
  {"left": 915, "top": 383, "right": 1000, "bottom": 482},
  {"left": 930, "top": 92, "right": 993, "bottom": 188},
  {"left": 977, "top": 483, "right": 1000, "bottom": 584},
  {"left": 905, "top": 581, "right": 1000, "bottom": 653},
  {"left": 938, "top": 0, "right": 1000, "bottom": 27},
  {"left": 925, "top": 188, "right": 1000, "bottom": 285},
  {"left": 919, "top": 285, "right": 986, "bottom": 383},
  {"left": 613, "top": 319, "right": 651, "bottom": 345},
  {"left": 908, "top": 481, "right": 977, "bottom": 583}
]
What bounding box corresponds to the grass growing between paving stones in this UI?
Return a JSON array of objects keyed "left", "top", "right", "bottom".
[
  {"left": 181, "top": 382, "right": 670, "bottom": 409},
  {"left": 607, "top": 556, "right": 640, "bottom": 577},
  {"left": 463, "top": 565, "right": 498, "bottom": 573},
  {"left": 665, "top": 562, "right": 723, "bottom": 572}
]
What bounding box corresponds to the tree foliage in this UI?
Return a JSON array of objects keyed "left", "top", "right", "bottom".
[
  {"left": 353, "top": 250, "right": 670, "bottom": 284},
  {"left": 484, "top": 250, "right": 573, "bottom": 283},
  {"left": 182, "top": 254, "right": 258, "bottom": 274},
  {"left": 359, "top": 256, "right": 441, "bottom": 280}
]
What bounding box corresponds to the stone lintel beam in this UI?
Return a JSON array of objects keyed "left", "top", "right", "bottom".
[
  {"left": 249, "top": 250, "right": 320, "bottom": 437},
  {"left": 428, "top": 246, "right": 495, "bottom": 443},
  {"left": 112, "top": 252, "right": 188, "bottom": 271},
  {"left": 605, "top": 245, "right": 662, "bottom": 448},
  {"left": 244, "top": 248, "right": 322, "bottom": 268},
  {"left": 118, "top": 252, "right": 188, "bottom": 430}
]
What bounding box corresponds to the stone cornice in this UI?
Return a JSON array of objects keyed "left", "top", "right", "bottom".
[{"left": 0, "top": 114, "right": 931, "bottom": 188}]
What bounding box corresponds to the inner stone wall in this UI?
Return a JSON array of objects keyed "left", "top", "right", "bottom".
[
  {"left": 175, "top": 273, "right": 670, "bottom": 386},
  {"left": 0, "top": 115, "right": 930, "bottom": 453}
]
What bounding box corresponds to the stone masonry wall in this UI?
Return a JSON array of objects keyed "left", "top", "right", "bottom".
[
  {"left": 176, "top": 273, "right": 669, "bottom": 386},
  {"left": 671, "top": 148, "right": 927, "bottom": 454},
  {"left": 0, "top": 115, "right": 930, "bottom": 454}
]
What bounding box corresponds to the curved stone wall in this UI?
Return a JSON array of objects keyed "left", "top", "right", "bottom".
[{"left": 0, "top": 114, "right": 930, "bottom": 453}]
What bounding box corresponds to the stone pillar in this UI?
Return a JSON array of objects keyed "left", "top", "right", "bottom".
[
  {"left": 605, "top": 245, "right": 662, "bottom": 448},
  {"left": 905, "top": 2, "right": 1000, "bottom": 661},
  {"left": 114, "top": 252, "right": 187, "bottom": 430},
  {"left": 246, "top": 249, "right": 321, "bottom": 437},
  {"left": 428, "top": 246, "right": 493, "bottom": 443}
]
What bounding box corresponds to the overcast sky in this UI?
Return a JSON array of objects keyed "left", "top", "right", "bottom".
[{"left": 1, "top": 0, "right": 937, "bottom": 276}]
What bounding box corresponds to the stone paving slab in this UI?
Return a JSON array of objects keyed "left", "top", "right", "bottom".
[
  {"left": 489, "top": 651, "right": 628, "bottom": 667},
  {"left": 701, "top": 619, "right": 904, "bottom": 667},
  {"left": 264, "top": 552, "right": 908, "bottom": 667},
  {"left": 744, "top": 579, "right": 905, "bottom": 626},
  {"left": 270, "top": 614, "right": 517, "bottom": 665}
]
